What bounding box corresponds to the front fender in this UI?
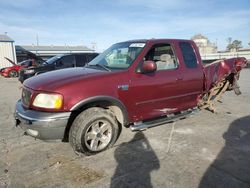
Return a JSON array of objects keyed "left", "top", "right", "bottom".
[{"left": 70, "top": 95, "right": 129, "bottom": 125}]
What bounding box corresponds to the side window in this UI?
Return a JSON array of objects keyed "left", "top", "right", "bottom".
[
  {"left": 57, "top": 55, "right": 75, "bottom": 68},
  {"left": 87, "top": 53, "right": 98, "bottom": 62},
  {"left": 179, "top": 42, "right": 198, "bottom": 68},
  {"left": 75, "top": 55, "right": 87, "bottom": 67},
  {"left": 144, "top": 43, "right": 178, "bottom": 71}
]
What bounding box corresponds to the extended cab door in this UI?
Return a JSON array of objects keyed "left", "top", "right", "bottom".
[{"left": 176, "top": 41, "right": 204, "bottom": 108}]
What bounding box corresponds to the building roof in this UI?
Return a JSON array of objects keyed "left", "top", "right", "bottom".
[
  {"left": 16, "top": 45, "right": 93, "bottom": 52},
  {"left": 0, "top": 34, "right": 14, "bottom": 42}
]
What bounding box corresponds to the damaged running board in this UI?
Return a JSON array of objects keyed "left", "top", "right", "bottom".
[{"left": 130, "top": 108, "right": 199, "bottom": 131}]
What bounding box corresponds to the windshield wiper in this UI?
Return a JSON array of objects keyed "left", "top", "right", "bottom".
[{"left": 87, "top": 64, "right": 111, "bottom": 72}]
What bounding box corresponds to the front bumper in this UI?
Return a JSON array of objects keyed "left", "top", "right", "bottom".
[{"left": 14, "top": 100, "right": 71, "bottom": 140}]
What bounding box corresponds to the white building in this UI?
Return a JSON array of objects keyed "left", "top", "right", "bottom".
[
  {"left": 0, "top": 35, "right": 17, "bottom": 69},
  {"left": 191, "top": 34, "right": 217, "bottom": 55}
]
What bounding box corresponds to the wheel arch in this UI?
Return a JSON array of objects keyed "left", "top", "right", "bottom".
[
  {"left": 8, "top": 69, "right": 19, "bottom": 77},
  {"left": 63, "top": 96, "right": 129, "bottom": 141}
]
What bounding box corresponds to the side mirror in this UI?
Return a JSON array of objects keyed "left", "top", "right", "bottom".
[{"left": 141, "top": 60, "right": 157, "bottom": 73}]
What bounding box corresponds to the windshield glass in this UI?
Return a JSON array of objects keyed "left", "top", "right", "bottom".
[
  {"left": 88, "top": 42, "right": 145, "bottom": 69},
  {"left": 45, "top": 55, "right": 62, "bottom": 65}
]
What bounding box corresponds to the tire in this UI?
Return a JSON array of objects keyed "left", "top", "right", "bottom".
[
  {"left": 69, "top": 107, "right": 119, "bottom": 155},
  {"left": 8, "top": 70, "right": 18, "bottom": 77}
]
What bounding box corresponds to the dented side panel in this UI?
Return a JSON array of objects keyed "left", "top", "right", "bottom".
[{"left": 203, "top": 57, "right": 247, "bottom": 91}]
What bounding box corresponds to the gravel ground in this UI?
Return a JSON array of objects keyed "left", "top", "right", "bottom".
[{"left": 0, "top": 69, "right": 249, "bottom": 188}]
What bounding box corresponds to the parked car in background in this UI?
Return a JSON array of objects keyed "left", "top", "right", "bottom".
[
  {"left": 14, "top": 39, "right": 247, "bottom": 155},
  {"left": 19, "top": 53, "right": 99, "bottom": 83},
  {"left": 0, "top": 58, "right": 36, "bottom": 77},
  {"left": 247, "top": 61, "right": 250, "bottom": 68}
]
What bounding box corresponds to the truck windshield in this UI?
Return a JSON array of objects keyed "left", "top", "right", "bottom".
[{"left": 88, "top": 42, "right": 145, "bottom": 70}]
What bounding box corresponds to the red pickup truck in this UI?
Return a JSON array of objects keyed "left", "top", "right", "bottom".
[
  {"left": 15, "top": 39, "right": 247, "bottom": 155},
  {"left": 0, "top": 58, "right": 33, "bottom": 77}
]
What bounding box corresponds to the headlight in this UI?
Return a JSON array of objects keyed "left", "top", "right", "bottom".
[
  {"left": 33, "top": 93, "right": 63, "bottom": 109},
  {"left": 25, "top": 69, "right": 34, "bottom": 74}
]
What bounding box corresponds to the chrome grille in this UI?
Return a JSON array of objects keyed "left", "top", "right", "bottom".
[{"left": 22, "top": 88, "right": 32, "bottom": 107}]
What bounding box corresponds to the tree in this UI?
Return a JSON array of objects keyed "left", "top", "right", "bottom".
[
  {"left": 226, "top": 40, "right": 243, "bottom": 51},
  {"left": 227, "top": 37, "right": 232, "bottom": 45}
]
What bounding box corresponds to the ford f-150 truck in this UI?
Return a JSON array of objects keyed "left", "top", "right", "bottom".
[{"left": 14, "top": 39, "right": 247, "bottom": 155}]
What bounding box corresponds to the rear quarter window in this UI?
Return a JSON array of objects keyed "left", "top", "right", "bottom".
[
  {"left": 56, "top": 55, "right": 75, "bottom": 68},
  {"left": 75, "top": 55, "right": 87, "bottom": 66},
  {"left": 179, "top": 42, "right": 198, "bottom": 68}
]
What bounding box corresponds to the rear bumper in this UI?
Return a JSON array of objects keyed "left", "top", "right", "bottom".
[{"left": 14, "top": 100, "right": 71, "bottom": 140}]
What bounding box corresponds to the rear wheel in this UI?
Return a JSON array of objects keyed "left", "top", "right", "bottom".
[
  {"left": 9, "top": 70, "right": 18, "bottom": 77},
  {"left": 69, "top": 107, "right": 119, "bottom": 155}
]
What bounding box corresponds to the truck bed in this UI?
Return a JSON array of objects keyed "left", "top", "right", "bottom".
[{"left": 203, "top": 57, "right": 247, "bottom": 91}]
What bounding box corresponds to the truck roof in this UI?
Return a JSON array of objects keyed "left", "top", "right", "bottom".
[{"left": 122, "top": 38, "right": 192, "bottom": 44}]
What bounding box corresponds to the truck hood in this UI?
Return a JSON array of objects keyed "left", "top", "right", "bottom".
[{"left": 24, "top": 67, "right": 106, "bottom": 91}]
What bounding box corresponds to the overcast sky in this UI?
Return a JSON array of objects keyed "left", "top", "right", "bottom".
[{"left": 0, "top": 0, "right": 249, "bottom": 51}]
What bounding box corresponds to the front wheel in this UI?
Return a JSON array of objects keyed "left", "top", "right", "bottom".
[
  {"left": 69, "top": 107, "right": 119, "bottom": 155},
  {"left": 9, "top": 70, "right": 18, "bottom": 77}
]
